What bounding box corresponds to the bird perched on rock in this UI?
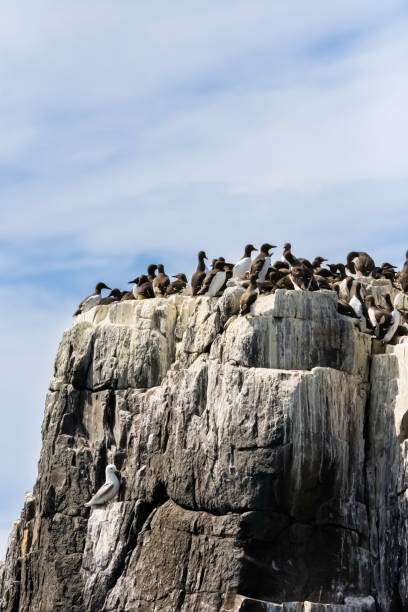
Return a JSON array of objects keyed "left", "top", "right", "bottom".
[
  {"left": 129, "top": 275, "right": 154, "bottom": 300},
  {"left": 98, "top": 288, "right": 123, "bottom": 305},
  {"left": 250, "top": 243, "right": 276, "bottom": 282},
  {"left": 166, "top": 273, "right": 188, "bottom": 295},
  {"left": 365, "top": 295, "right": 395, "bottom": 340},
  {"left": 233, "top": 244, "right": 257, "bottom": 279},
  {"left": 240, "top": 274, "right": 259, "bottom": 315},
  {"left": 197, "top": 260, "right": 227, "bottom": 297},
  {"left": 85, "top": 464, "right": 120, "bottom": 507},
  {"left": 153, "top": 264, "right": 170, "bottom": 297},
  {"left": 282, "top": 244, "right": 318, "bottom": 291},
  {"left": 192, "top": 251, "right": 208, "bottom": 296},
  {"left": 346, "top": 252, "right": 375, "bottom": 277},
  {"left": 348, "top": 283, "right": 373, "bottom": 333},
  {"left": 73, "top": 282, "right": 111, "bottom": 316}
]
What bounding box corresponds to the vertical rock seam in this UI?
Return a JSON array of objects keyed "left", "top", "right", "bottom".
[{"left": 0, "top": 282, "right": 407, "bottom": 611}]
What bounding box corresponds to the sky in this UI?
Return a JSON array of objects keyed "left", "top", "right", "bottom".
[{"left": 1, "top": 1, "right": 407, "bottom": 558}]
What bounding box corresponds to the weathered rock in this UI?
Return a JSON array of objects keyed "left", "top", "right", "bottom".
[{"left": 1, "top": 287, "right": 407, "bottom": 611}]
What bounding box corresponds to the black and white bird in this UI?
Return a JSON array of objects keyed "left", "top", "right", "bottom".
[
  {"left": 73, "top": 282, "right": 111, "bottom": 316},
  {"left": 85, "top": 464, "right": 120, "bottom": 507},
  {"left": 349, "top": 283, "right": 372, "bottom": 333},
  {"left": 233, "top": 244, "right": 258, "bottom": 279},
  {"left": 250, "top": 243, "right": 276, "bottom": 282},
  {"left": 365, "top": 295, "right": 395, "bottom": 340},
  {"left": 197, "top": 260, "right": 227, "bottom": 297}
]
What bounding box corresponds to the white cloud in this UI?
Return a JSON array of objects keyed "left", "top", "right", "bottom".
[{"left": 1, "top": 0, "right": 407, "bottom": 557}]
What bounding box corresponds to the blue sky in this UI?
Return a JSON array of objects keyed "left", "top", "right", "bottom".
[{"left": 1, "top": 1, "right": 408, "bottom": 557}]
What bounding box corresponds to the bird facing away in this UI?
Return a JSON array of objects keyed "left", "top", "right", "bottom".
[
  {"left": 147, "top": 264, "right": 158, "bottom": 282},
  {"left": 85, "top": 464, "right": 120, "bottom": 507},
  {"left": 73, "top": 282, "right": 111, "bottom": 316},
  {"left": 153, "top": 264, "right": 170, "bottom": 297}
]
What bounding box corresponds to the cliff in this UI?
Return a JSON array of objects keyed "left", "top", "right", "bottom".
[{"left": 1, "top": 281, "right": 407, "bottom": 611}]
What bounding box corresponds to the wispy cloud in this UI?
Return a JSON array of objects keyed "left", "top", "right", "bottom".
[{"left": 1, "top": 1, "right": 407, "bottom": 557}]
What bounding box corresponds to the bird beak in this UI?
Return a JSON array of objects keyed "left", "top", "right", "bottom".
[{"left": 115, "top": 469, "right": 120, "bottom": 474}]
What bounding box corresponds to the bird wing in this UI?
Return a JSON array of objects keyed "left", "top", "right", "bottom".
[
  {"left": 250, "top": 255, "right": 265, "bottom": 276},
  {"left": 86, "top": 481, "right": 115, "bottom": 506},
  {"left": 191, "top": 271, "right": 206, "bottom": 295},
  {"left": 197, "top": 270, "right": 216, "bottom": 295}
]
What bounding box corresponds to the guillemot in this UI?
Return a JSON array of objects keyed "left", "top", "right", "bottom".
[
  {"left": 73, "top": 282, "right": 111, "bottom": 316},
  {"left": 349, "top": 283, "right": 373, "bottom": 333},
  {"left": 250, "top": 243, "right": 276, "bottom": 282},
  {"left": 346, "top": 251, "right": 375, "bottom": 277},
  {"left": 129, "top": 275, "right": 154, "bottom": 299},
  {"left": 166, "top": 273, "right": 188, "bottom": 295},
  {"left": 365, "top": 295, "right": 394, "bottom": 340},
  {"left": 197, "top": 260, "right": 227, "bottom": 297},
  {"left": 233, "top": 244, "right": 257, "bottom": 279},
  {"left": 98, "top": 288, "right": 123, "bottom": 305},
  {"left": 147, "top": 264, "right": 158, "bottom": 283},
  {"left": 192, "top": 251, "right": 208, "bottom": 296},
  {"left": 153, "top": 264, "right": 170, "bottom": 297},
  {"left": 239, "top": 273, "right": 259, "bottom": 315}
]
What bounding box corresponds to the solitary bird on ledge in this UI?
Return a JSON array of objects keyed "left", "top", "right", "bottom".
[{"left": 85, "top": 464, "right": 120, "bottom": 507}]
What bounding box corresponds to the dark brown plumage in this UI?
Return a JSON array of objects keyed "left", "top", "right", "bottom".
[
  {"left": 192, "top": 251, "right": 208, "bottom": 296},
  {"left": 240, "top": 274, "right": 258, "bottom": 315},
  {"left": 153, "top": 264, "right": 170, "bottom": 297},
  {"left": 166, "top": 273, "right": 188, "bottom": 295},
  {"left": 346, "top": 251, "right": 375, "bottom": 277}
]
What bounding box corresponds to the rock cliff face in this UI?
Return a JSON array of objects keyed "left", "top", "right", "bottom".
[{"left": 1, "top": 282, "right": 407, "bottom": 611}]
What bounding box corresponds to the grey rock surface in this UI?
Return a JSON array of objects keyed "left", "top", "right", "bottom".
[{"left": 1, "top": 280, "right": 407, "bottom": 611}]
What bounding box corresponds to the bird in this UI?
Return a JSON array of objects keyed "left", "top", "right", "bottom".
[
  {"left": 239, "top": 274, "right": 259, "bottom": 315},
  {"left": 85, "top": 464, "right": 120, "bottom": 507},
  {"left": 153, "top": 264, "right": 170, "bottom": 297},
  {"left": 128, "top": 275, "right": 154, "bottom": 300},
  {"left": 348, "top": 283, "right": 373, "bottom": 333},
  {"left": 98, "top": 288, "right": 123, "bottom": 305},
  {"left": 166, "top": 273, "right": 188, "bottom": 295},
  {"left": 197, "top": 260, "right": 227, "bottom": 297},
  {"left": 290, "top": 264, "right": 318, "bottom": 291},
  {"left": 346, "top": 252, "right": 375, "bottom": 277},
  {"left": 233, "top": 244, "right": 258, "bottom": 279},
  {"left": 365, "top": 295, "right": 394, "bottom": 340},
  {"left": 192, "top": 251, "right": 208, "bottom": 296},
  {"left": 73, "top": 282, "right": 111, "bottom": 316},
  {"left": 250, "top": 243, "right": 276, "bottom": 282},
  {"left": 398, "top": 250, "right": 408, "bottom": 292},
  {"left": 147, "top": 264, "right": 158, "bottom": 283}
]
